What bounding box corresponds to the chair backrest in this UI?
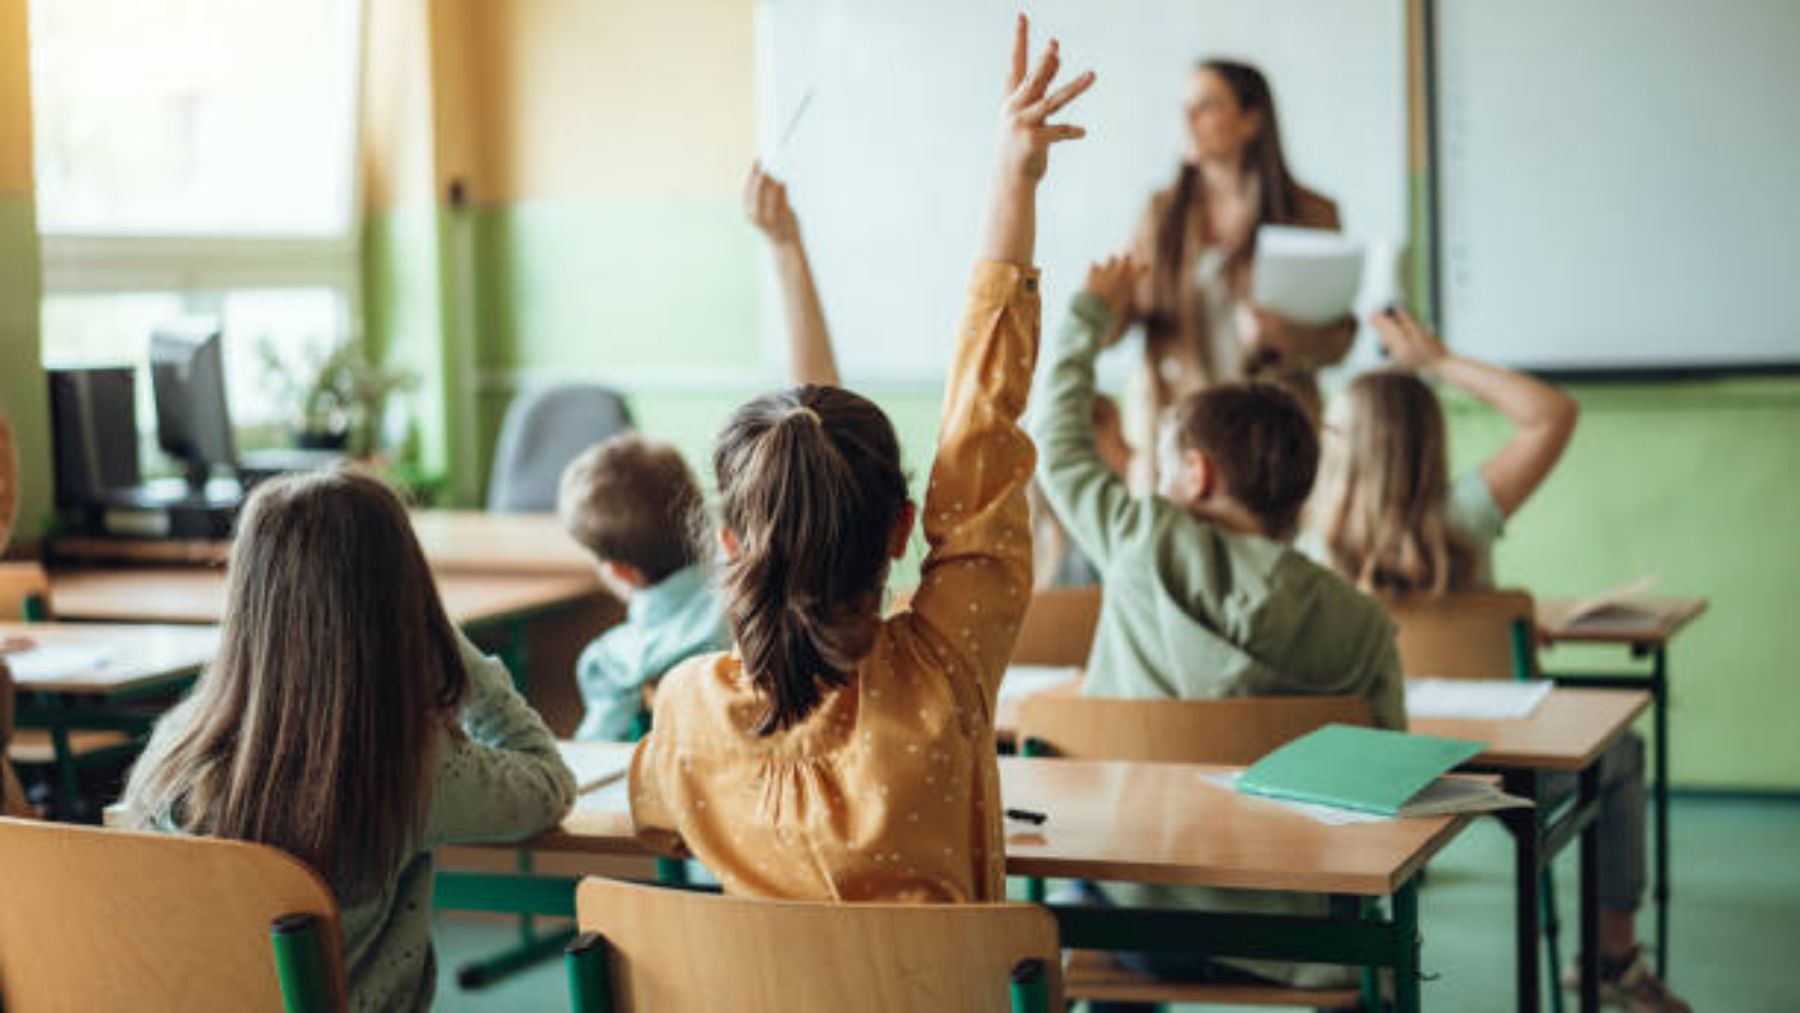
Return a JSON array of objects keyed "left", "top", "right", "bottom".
[
  {"left": 1385, "top": 589, "right": 1537, "bottom": 681},
  {"left": 0, "top": 818, "right": 345, "bottom": 1011},
  {"left": 487, "top": 384, "right": 634, "bottom": 512},
  {"left": 0, "top": 561, "right": 53, "bottom": 620},
  {"left": 1017, "top": 693, "right": 1374, "bottom": 764},
  {"left": 569, "top": 878, "right": 1061, "bottom": 1013},
  {"left": 1011, "top": 586, "right": 1101, "bottom": 667}
]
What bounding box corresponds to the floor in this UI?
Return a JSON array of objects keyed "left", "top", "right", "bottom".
[{"left": 430, "top": 795, "right": 1800, "bottom": 1011}]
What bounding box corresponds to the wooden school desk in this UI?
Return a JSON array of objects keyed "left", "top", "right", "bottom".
[
  {"left": 435, "top": 743, "right": 1478, "bottom": 1013},
  {"left": 1415, "top": 687, "right": 1651, "bottom": 1013},
  {"left": 1536, "top": 596, "right": 1705, "bottom": 979},
  {"left": 3, "top": 622, "right": 219, "bottom": 802}
]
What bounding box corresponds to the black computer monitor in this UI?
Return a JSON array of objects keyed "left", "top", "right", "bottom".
[
  {"left": 150, "top": 322, "right": 237, "bottom": 496},
  {"left": 47, "top": 366, "right": 142, "bottom": 509}
]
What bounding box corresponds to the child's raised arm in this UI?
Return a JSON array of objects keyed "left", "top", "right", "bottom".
[
  {"left": 1372, "top": 310, "right": 1579, "bottom": 517},
  {"left": 746, "top": 162, "right": 840, "bottom": 387},
  {"left": 908, "top": 15, "right": 1092, "bottom": 702}
]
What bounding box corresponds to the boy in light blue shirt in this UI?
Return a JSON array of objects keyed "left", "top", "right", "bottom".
[{"left": 558, "top": 434, "right": 729, "bottom": 740}]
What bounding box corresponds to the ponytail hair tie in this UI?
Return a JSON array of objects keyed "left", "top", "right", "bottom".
[{"left": 790, "top": 406, "right": 823, "bottom": 426}]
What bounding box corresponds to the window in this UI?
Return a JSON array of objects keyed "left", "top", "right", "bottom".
[{"left": 29, "top": 0, "right": 363, "bottom": 432}]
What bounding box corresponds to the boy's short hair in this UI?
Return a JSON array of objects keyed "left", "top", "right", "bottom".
[
  {"left": 558, "top": 434, "right": 703, "bottom": 583},
  {"left": 1169, "top": 382, "right": 1320, "bottom": 540}
]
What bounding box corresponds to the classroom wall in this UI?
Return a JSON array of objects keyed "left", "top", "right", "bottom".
[
  {"left": 377, "top": 0, "right": 1799, "bottom": 790},
  {"left": 0, "top": 0, "right": 50, "bottom": 538}
]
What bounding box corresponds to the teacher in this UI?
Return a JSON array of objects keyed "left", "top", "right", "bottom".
[{"left": 1122, "top": 59, "right": 1354, "bottom": 490}]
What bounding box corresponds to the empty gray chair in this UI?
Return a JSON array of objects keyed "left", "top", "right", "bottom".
[{"left": 487, "top": 384, "right": 634, "bottom": 512}]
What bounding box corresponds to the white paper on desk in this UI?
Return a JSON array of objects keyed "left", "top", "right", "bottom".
[
  {"left": 1406, "top": 678, "right": 1552, "bottom": 720},
  {"left": 1000, "top": 665, "right": 1082, "bottom": 700},
  {"left": 556, "top": 744, "right": 630, "bottom": 794},
  {"left": 1557, "top": 576, "right": 1659, "bottom": 627},
  {"left": 4, "top": 645, "right": 114, "bottom": 683},
  {"left": 1251, "top": 226, "right": 1365, "bottom": 327},
  {"left": 1202, "top": 772, "right": 1389, "bottom": 825}
]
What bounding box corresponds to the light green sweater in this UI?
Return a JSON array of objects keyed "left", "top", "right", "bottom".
[
  {"left": 1031, "top": 292, "right": 1404, "bottom": 988},
  {"left": 128, "top": 631, "right": 576, "bottom": 1011}
]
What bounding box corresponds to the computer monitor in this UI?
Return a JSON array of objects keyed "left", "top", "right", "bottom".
[
  {"left": 150, "top": 321, "right": 237, "bottom": 496},
  {"left": 47, "top": 366, "right": 142, "bottom": 509}
]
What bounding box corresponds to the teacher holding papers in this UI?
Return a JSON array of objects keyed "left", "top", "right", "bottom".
[{"left": 1120, "top": 60, "right": 1354, "bottom": 490}]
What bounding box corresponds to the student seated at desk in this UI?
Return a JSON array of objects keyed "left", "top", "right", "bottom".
[
  {"left": 558, "top": 435, "right": 729, "bottom": 740},
  {"left": 557, "top": 159, "right": 851, "bottom": 743},
  {"left": 1310, "top": 313, "right": 1686, "bottom": 1012},
  {"left": 123, "top": 470, "right": 576, "bottom": 1012},
  {"left": 1032, "top": 254, "right": 1402, "bottom": 998},
  {"left": 630, "top": 15, "right": 1091, "bottom": 902}
]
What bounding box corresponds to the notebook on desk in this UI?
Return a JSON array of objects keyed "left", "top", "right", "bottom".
[{"left": 1237, "top": 724, "right": 1527, "bottom": 818}]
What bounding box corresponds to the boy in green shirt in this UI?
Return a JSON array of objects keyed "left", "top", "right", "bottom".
[{"left": 1030, "top": 255, "right": 1402, "bottom": 993}]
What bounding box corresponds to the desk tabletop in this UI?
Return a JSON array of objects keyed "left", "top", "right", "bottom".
[
  {"left": 1536, "top": 596, "right": 1707, "bottom": 646},
  {"left": 48, "top": 567, "right": 601, "bottom": 629},
  {"left": 1412, "top": 688, "right": 1649, "bottom": 772},
  {"left": 409, "top": 511, "right": 595, "bottom": 576},
  {"left": 0, "top": 621, "right": 219, "bottom": 695},
  {"left": 531, "top": 743, "right": 1471, "bottom": 897}
]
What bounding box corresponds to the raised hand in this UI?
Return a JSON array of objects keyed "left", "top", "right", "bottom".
[
  {"left": 744, "top": 160, "right": 800, "bottom": 245},
  {"left": 997, "top": 15, "right": 1096, "bottom": 183},
  {"left": 981, "top": 15, "right": 1095, "bottom": 265},
  {"left": 1369, "top": 308, "right": 1448, "bottom": 372},
  {"left": 1084, "top": 254, "right": 1145, "bottom": 344}
]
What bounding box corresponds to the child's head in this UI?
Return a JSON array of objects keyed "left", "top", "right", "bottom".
[
  {"left": 1156, "top": 381, "right": 1318, "bottom": 541},
  {"left": 712, "top": 384, "right": 913, "bottom": 735},
  {"left": 558, "top": 434, "right": 706, "bottom": 595},
  {"left": 1314, "top": 369, "right": 1476, "bottom": 594},
  {"left": 128, "top": 469, "right": 466, "bottom": 894}
]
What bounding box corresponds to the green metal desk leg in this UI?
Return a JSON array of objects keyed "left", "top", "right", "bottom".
[
  {"left": 1009, "top": 957, "right": 1052, "bottom": 1013},
  {"left": 655, "top": 857, "right": 690, "bottom": 885},
  {"left": 1393, "top": 881, "right": 1421, "bottom": 1013},
  {"left": 270, "top": 913, "right": 334, "bottom": 1013},
  {"left": 1648, "top": 644, "right": 1669, "bottom": 978},
  {"left": 1330, "top": 894, "right": 1379, "bottom": 1012},
  {"left": 565, "top": 932, "right": 613, "bottom": 1013}
]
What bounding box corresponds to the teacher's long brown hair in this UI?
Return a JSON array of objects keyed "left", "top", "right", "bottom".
[
  {"left": 1148, "top": 60, "right": 1303, "bottom": 343},
  {"left": 126, "top": 469, "right": 468, "bottom": 897}
]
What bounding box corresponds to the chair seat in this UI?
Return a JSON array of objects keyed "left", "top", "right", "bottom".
[
  {"left": 1063, "top": 950, "right": 1362, "bottom": 1008},
  {"left": 8, "top": 729, "right": 134, "bottom": 764}
]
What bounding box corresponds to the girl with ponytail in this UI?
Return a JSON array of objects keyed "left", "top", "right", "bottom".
[{"left": 630, "top": 15, "right": 1093, "bottom": 902}]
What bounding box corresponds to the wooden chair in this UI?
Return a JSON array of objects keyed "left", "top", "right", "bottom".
[
  {"left": 0, "top": 818, "right": 345, "bottom": 1011},
  {"left": 0, "top": 560, "right": 53, "bottom": 620},
  {"left": 564, "top": 877, "right": 1062, "bottom": 1013},
  {"left": 1011, "top": 586, "right": 1101, "bottom": 666},
  {"left": 1017, "top": 693, "right": 1374, "bottom": 1010},
  {"left": 1384, "top": 588, "right": 1569, "bottom": 1004},
  {"left": 0, "top": 660, "right": 30, "bottom": 817},
  {"left": 1016, "top": 693, "right": 1373, "bottom": 764},
  {"left": 1386, "top": 589, "right": 1537, "bottom": 681}
]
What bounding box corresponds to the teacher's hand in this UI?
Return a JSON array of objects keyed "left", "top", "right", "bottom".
[{"left": 1237, "top": 304, "right": 1297, "bottom": 372}]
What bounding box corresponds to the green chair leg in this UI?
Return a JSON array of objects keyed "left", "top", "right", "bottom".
[
  {"left": 1009, "top": 957, "right": 1052, "bottom": 1013},
  {"left": 270, "top": 913, "right": 334, "bottom": 1013},
  {"left": 1543, "top": 868, "right": 1566, "bottom": 1013},
  {"left": 565, "top": 932, "right": 613, "bottom": 1013},
  {"left": 655, "top": 857, "right": 690, "bottom": 885}
]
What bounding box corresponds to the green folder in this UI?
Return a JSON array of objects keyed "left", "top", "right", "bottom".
[{"left": 1237, "top": 724, "right": 1487, "bottom": 817}]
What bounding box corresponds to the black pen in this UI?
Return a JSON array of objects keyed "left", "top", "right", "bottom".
[{"left": 1005, "top": 807, "right": 1047, "bottom": 825}]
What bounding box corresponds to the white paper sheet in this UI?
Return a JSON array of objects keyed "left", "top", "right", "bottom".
[
  {"left": 1000, "top": 665, "right": 1082, "bottom": 700},
  {"left": 1405, "top": 678, "right": 1552, "bottom": 720},
  {"left": 4, "top": 645, "right": 115, "bottom": 683},
  {"left": 1251, "top": 225, "right": 1366, "bottom": 326},
  {"left": 557, "top": 745, "right": 631, "bottom": 795}
]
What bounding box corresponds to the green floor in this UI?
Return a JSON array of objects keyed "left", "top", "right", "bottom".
[{"left": 430, "top": 795, "right": 1799, "bottom": 1011}]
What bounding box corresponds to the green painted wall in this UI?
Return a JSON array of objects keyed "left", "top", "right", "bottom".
[{"left": 0, "top": 195, "right": 50, "bottom": 539}]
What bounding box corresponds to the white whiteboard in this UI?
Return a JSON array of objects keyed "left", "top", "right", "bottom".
[
  {"left": 1437, "top": 0, "right": 1800, "bottom": 372},
  {"left": 755, "top": 0, "right": 1405, "bottom": 386}
]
